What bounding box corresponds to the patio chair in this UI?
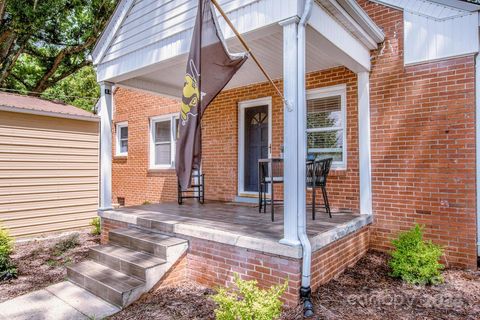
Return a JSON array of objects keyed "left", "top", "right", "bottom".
[
  {"left": 306, "top": 157, "right": 333, "bottom": 219},
  {"left": 177, "top": 169, "right": 205, "bottom": 205},
  {"left": 258, "top": 158, "right": 283, "bottom": 221}
]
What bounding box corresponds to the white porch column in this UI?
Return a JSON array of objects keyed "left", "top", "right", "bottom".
[
  {"left": 99, "top": 81, "right": 114, "bottom": 211},
  {"left": 279, "top": 17, "right": 300, "bottom": 246},
  {"left": 358, "top": 72, "right": 373, "bottom": 215}
]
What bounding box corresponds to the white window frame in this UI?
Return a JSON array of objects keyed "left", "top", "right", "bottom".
[
  {"left": 115, "top": 121, "right": 128, "bottom": 156},
  {"left": 149, "top": 114, "right": 179, "bottom": 170},
  {"left": 306, "top": 84, "right": 347, "bottom": 170}
]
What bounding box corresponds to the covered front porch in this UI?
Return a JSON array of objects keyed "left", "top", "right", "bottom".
[
  {"left": 100, "top": 201, "right": 371, "bottom": 258},
  {"left": 95, "top": 0, "right": 384, "bottom": 245},
  {"left": 92, "top": 0, "right": 384, "bottom": 306}
]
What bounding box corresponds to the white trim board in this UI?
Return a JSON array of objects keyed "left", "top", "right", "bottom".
[{"left": 237, "top": 97, "right": 273, "bottom": 196}]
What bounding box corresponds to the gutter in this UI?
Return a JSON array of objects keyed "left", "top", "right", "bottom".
[{"left": 297, "top": 0, "right": 314, "bottom": 317}]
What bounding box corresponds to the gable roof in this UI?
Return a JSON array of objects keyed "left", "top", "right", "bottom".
[
  {"left": 0, "top": 92, "right": 98, "bottom": 122},
  {"left": 91, "top": 0, "right": 384, "bottom": 70}
]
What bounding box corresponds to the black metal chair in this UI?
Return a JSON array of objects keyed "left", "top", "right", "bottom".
[
  {"left": 306, "top": 157, "right": 333, "bottom": 219},
  {"left": 258, "top": 158, "right": 283, "bottom": 221},
  {"left": 178, "top": 170, "right": 204, "bottom": 205}
]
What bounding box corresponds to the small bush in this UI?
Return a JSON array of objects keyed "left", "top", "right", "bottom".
[
  {"left": 389, "top": 224, "right": 444, "bottom": 285},
  {"left": 0, "top": 226, "right": 17, "bottom": 281},
  {"left": 212, "top": 274, "right": 287, "bottom": 320},
  {"left": 53, "top": 233, "right": 80, "bottom": 256},
  {"left": 90, "top": 217, "right": 101, "bottom": 236}
]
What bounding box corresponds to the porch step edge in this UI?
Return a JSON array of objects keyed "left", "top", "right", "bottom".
[
  {"left": 67, "top": 260, "right": 145, "bottom": 308},
  {"left": 109, "top": 227, "right": 188, "bottom": 260},
  {"left": 89, "top": 244, "right": 166, "bottom": 280}
]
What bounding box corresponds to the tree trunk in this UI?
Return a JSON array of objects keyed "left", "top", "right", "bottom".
[
  {"left": 31, "top": 36, "right": 96, "bottom": 94},
  {"left": 0, "top": 33, "right": 26, "bottom": 86}
]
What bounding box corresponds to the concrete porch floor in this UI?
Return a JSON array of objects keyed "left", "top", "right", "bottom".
[{"left": 100, "top": 201, "right": 372, "bottom": 258}]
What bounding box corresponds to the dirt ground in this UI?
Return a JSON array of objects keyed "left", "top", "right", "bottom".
[
  {"left": 111, "top": 251, "right": 480, "bottom": 320},
  {"left": 0, "top": 229, "right": 99, "bottom": 303}
]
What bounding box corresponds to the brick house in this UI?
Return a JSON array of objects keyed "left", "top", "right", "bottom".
[{"left": 66, "top": 0, "right": 480, "bottom": 310}]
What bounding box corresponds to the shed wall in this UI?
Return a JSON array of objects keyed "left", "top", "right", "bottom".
[{"left": 0, "top": 111, "right": 99, "bottom": 237}]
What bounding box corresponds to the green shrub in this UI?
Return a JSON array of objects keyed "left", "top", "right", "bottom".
[
  {"left": 53, "top": 233, "right": 80, "bottom": 256},
  {"left": 90, "top": 217, "right": 101, "bottom": 236},
  {"left": 212, "top": 274, "right": 287, "bottom": 320},
  {"left": 0, "top": 226, "right": 17, "bottom": 281},
  {"left": 389, "top": 224, "right": 444, "bottom": 285}
]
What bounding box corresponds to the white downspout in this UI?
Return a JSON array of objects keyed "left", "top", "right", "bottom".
[{"left": 297, "top": 0, "right": 314, "bottom": 317}]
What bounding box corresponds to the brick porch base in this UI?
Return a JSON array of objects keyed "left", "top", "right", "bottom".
[{"left": 101, "top": 217, "right": 369, "bottom": 305}]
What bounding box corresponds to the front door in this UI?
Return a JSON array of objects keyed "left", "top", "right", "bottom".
[{"left": 244, "top": 105, "right": 269, "bottom": 192}]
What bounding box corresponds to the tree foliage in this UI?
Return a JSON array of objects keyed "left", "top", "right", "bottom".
[
  {"left": 42, "top": 65, "right": 99, "bottom": 111},
  {"left": 0, "top": 0, "right": 116, "bottom": 109}
]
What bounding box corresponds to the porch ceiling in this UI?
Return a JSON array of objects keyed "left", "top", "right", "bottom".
[{"left": 117, "top": 24, "right": 348, "bottom": 98}]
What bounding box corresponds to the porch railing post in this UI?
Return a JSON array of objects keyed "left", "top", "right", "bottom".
[
  {"left": 99, "top": 81, "right": 114, "bottom": 211},
  {"left": 358, "top": 72, "right": 373, "bottom": 215},
  {"left": 279, "top": 17, "right": 301, "bottom": 246}
]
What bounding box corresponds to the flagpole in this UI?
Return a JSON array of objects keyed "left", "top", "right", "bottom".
[{"left": 210, "top": 0, "right": 291, "bottom": 110}]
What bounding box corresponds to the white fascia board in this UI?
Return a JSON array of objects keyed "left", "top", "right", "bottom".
[
  {"left": 92, "top": 0, "right": 136, "bottom": 66},
  {"left": 309, "top": 3, "right": 371, "bottom": 72},
  {"left": 335, "top": 0, "right": 385, "bottom": 44}
]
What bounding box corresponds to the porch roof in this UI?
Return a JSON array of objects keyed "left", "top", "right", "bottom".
[
  {"left": 93, "top": 0, "right": 384, "bottom": 98},
  {"left": 99, "top": 201, "right": 372, "bottom": 259}
]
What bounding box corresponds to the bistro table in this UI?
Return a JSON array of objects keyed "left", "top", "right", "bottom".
[{"left": 258, "top": 156, "right": 333, "bottom": 221}]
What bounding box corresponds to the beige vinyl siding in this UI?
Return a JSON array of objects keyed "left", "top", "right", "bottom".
[{"left": 0, "top": 110, "right": 99, "bottom": 237}]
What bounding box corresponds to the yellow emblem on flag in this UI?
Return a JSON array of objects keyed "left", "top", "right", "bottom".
[{"left": 181, "top": 61, "right": 200, "bottom": 123}]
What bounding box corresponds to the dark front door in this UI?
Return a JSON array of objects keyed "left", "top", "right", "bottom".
[{"left": 244, "top": 105, "right": 269, "bottom": 192}]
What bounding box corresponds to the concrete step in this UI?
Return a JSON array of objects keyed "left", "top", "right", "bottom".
[
  {"left": 67, "top": 260, "right": 144, "bottom": 308},
  {"left": 109, "top": 227, "right": 188, "bottom": 260},
  {"left": 89, "top": 244, "right": 166, "bottom": 281}
]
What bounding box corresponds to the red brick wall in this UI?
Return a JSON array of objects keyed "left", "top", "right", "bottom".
[
  {"left": 186, "top": 237, "right": 301, "bottom": 305},
  {"left": 311, "top": 226, "right": 369, "bottom": 289},
  {"left": 112, "top": 67, "right": 360, "bottom": 212},
  {"left": 100, "top": 216, "right": 370, "bottom": 305},
  {"left": 359, "top": 0, "right": 477, "bottom": 268},
  {"left": 111, "top": 0, "right": 478, "bottom": 268},
  {"left": 112, "top": 89, "right": 180, "bottom": 205}
]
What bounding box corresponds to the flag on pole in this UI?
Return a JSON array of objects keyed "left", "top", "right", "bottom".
[{"left": 176, "top": 0, "right": 248, "bottom": 190}]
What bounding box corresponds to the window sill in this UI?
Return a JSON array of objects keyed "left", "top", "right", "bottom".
[
  {"left": 114, "top": 155, "right": 127, "bottom": 161},
  {"left": 329, "top": 168, "right": 347, "bottom": 176},
  {"left": 148, "top": 167, "right": 176, "bottom": 173}
]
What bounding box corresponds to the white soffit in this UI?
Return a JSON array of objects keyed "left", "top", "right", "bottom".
[
  {"left": 371, "top": 0, "right": 479, "bottom": 65},
  {"left": 372, "top": 0, "right": 474, "bottom": 19},
  {"left": 118, "top": 25, "right": 345, "bottom": 97}
]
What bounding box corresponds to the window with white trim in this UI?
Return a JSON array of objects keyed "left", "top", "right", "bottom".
[
  {"left": 150, "top": 114, "right": 179, "bottom": 169},
  {"left": 115, "top": 122, "right": 128, "bottom": 156},
  {"left": 306, "top": 85, "right": 347, "bottom": 169}
]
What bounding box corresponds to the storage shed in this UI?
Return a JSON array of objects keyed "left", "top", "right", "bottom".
[{"left": 0, "top": 92, "right": 99, "bottom": 237}]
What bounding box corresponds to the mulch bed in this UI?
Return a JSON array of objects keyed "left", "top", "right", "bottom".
[
  {"left": 111, "top": 251, "right": 480, "bottom": 320},
  {"left": 0, "top": 228, "right": 100, "bottom": 303}
]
